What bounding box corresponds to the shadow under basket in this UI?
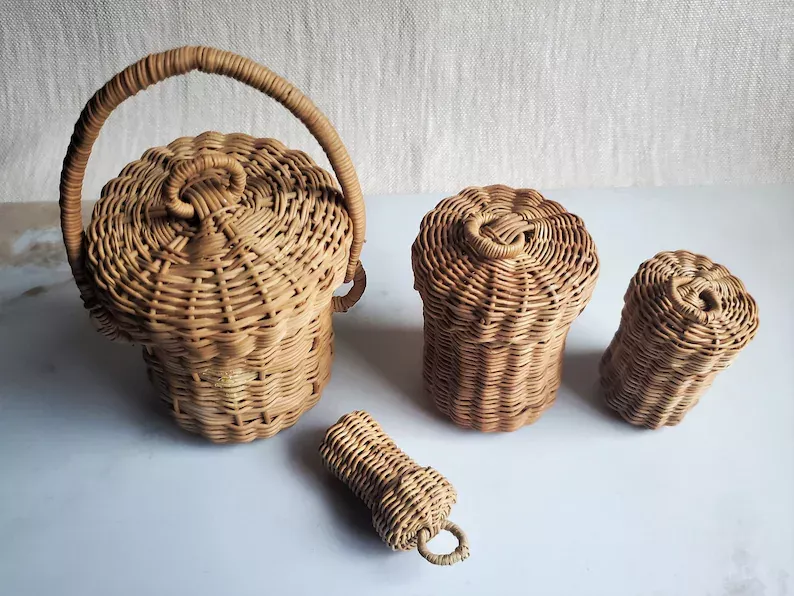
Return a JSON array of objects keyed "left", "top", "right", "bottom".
[{"left": 143, "top": 307, "right": 334, "bottom": 443}]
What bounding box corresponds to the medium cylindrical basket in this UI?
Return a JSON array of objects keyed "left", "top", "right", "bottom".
[
  {"left": 412, "top": 185, "right": 600, "bottom": 431},
  {"left": 600, "top": 250, "right": 759, "bottom": 428},
  {"left": 59, "top": 47, "right": 366, "bottom": 443},
  {"left": 319, "top": 411, "right": 470, "bottom": 565}
]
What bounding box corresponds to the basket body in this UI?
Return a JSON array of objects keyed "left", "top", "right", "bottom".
[
  {"left": 600, "top": 251, "right": 759, "bottom": 428},
  {"left": 144, "top": 305, "right": 333, "bottom": 442},
  {"left": 423, "top": 318, "right": 569, "bottom": 430},
  {"left": 412, "top": 186, "right": 599, "bottom": 432}
]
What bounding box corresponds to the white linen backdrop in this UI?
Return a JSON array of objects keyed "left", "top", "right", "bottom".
[{"left": 0, "top": 0, "right": 791, "bottom": 203}]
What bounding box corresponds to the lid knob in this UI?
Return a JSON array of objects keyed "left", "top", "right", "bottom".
[
  {"left": 163, "top": 152, "right": 247, "bottom": 220},
  {"left": 463, "top": 211, "right": 534, "bottom": 259},
  {"left": 666, "top": 275, "right": 723, "bottom": 323}
]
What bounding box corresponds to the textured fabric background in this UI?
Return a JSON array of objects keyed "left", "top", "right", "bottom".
[{"left": 1, "top": 0, "right": 792, "bottom": 203}]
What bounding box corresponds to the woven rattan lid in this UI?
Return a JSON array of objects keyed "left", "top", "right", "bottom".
[
  {"left": 83, "top": 132, "right": 353, "bottom": 349},
  {"left": 412, "top": 185, "right": 599, "bottom": 342},
  {"left": 60, "top": 47, "right": 367, "bottom": 353},
  {"left": 626, "top": 250, "right": 759, "bottom": 351}
]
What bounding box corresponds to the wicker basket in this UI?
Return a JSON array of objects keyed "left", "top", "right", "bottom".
[
  {"left": 600, "top": 250, "right": 759, "bottom": 428},
  {"left": 319, "top": 411, "right": 470, "bottom": 565},
  {"left": 412, "top": 185, "right": 600, "bottom": 431},
  {"left": 59, "top": 47, "right": 366, "bottom": 443}
]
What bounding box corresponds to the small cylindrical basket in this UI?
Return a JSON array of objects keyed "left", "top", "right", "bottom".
[
  {"left": 412, "top": 185, "right": 600, "bottom": 431},
  {"left": 600, "top": 250, "right": 759, "bottom": 429},
  {"left": 319, "top": 411, "right": 470, "bottom": 566},
  {"left": 59, "top": 47, "right": 366, "bottom": 443}
]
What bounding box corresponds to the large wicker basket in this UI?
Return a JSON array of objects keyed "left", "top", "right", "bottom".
[
  {"left": 59, "top": 47, "right": 366, "bottom": 443},
  {"left": 412, "top": 185, "right": 599, "bottom": 431},
  {"left": 600, "top": 250, "right": 759, "bottom": 428}
]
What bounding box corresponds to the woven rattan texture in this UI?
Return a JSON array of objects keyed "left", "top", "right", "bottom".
[
  {"left": 59, "top": 47, "right": 366, "bottom": 443},
  {"left": 412, "top": 185, "right": 600, "bottom": 432},
  {"left": 319, "top": 411, "right": 470, "bottom": 566},
  {"left": 600, "top": 250, "right": 759, "bottom": 429}
]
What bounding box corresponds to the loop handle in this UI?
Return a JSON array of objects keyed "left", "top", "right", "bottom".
[
  {"left": 416, "top": 519, "right": 470, "bottom": 566},
  {"left": 332, "top": 262, "right": 367, "bottom": 313},
  {"left": 60, "top": 46, "right": 366, "bottom": 311}
]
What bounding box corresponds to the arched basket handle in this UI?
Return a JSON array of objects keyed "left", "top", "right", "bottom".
[{"left": 59, "top": 46, "right": 366, "bottom": 317}]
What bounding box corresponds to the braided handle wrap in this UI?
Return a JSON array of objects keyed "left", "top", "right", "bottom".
[{"left": 319, "top": 411, "right": 470, "bottom": 565}]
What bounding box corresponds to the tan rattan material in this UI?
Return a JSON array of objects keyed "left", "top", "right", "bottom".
[
  {"left": 59, "top": 46, "right": 366, "bottom": 443},
  {"left": 412, "top": 185, "right": 600, "bottom": 431},
  {"left": 600, "top": 250, "right": 759, "bottom": 429},
  {"left": 319, "top": 411, "right": 470, "bottom": 566}
]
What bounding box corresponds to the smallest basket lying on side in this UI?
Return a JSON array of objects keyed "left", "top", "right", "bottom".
[
  {"left": 600, "top": 250, "right": 759, "bottom": 429},
  {"left": 319, "top": 411, "right": 470, "bottom": 566}
]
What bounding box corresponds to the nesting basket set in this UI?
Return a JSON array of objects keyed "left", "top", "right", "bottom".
[{"left": 58, "top": 46, "right": 759, "bottom": 566}]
